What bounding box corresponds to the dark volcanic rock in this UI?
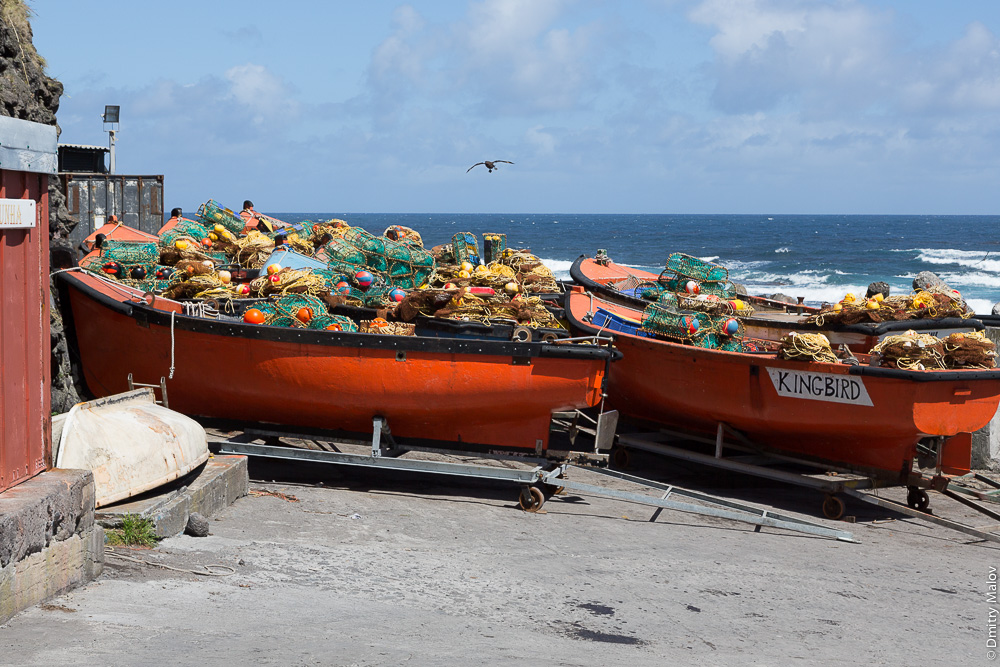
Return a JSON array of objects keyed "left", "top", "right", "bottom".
[
  {"left": 185, "top": 512, "right": 210, "bottom": 537},
  {"left": 765, "top": 293, "right": 796, "bottom": 304},
  {"left": 912, "top": 271, "right": 949, "bottom": 293},
  {"left": 866, "top": 281, "right": 890, "bottom": 299},
  {"left": 1, "top": 3, "right": 83, "bottom": 410}
]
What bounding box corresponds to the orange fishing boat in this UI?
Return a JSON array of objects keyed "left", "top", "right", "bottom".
[
  {"left": 570, "top": 255, "right": 982, "bottom": 352},
  {"left": 564, "top": 286, "right": 1000, "bottom": 481},
  {"left": 57, "top": 270, "right": 615, "bottom": 454}
]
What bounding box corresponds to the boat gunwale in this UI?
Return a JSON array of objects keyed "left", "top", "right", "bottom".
[{"left": 59, "top": 270, "right": 615, "bottom": 362}]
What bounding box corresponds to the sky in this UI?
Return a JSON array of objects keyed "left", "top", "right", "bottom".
[{"left": 28, "top": 0, "right": 1000, "bottom": 214}]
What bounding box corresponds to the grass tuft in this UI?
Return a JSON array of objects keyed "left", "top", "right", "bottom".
[{"left": 105, "top": 514, "right": 158, "bottom": 548}]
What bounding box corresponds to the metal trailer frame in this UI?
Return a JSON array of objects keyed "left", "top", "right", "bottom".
[
  {"left": 614, "top": 423, "right": 1000, "bottom": 544},
  {"left": 213, "top": 416, "right": 856, "bottom": 543}
]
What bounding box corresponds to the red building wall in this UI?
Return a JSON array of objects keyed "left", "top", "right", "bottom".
[{"left": 0, "top": 167, "right": 51, "bottom": 493}]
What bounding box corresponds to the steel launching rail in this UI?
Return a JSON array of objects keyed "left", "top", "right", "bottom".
[
  {"left": 212, "top": 417, "right": 856, "bottom": 543},
  {"left": 614, "top": 425, "right": 1000, "bottom": 544}
]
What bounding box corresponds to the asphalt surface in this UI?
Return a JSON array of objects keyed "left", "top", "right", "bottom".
[{"left": 1, "top": 450, "right": 998, "bottom": 666}]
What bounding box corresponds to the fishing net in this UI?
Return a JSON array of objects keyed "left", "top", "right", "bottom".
[
  {"left": 383, "top": 225, "right": 424, "bottom": 249},
  {"left": 808, "top": 290, "right": 974, "bottom": 327},
  {"left": 872, "top": 330, "right": 946, "bottom": 370},
  {"left": 942, "top": 331, "right": 997, "bottom": 369},
  {"left": 234, "top": 231, "right": 275, "bottom": 269},
  {"left": 452, "top": 231, "right": 482, "bottom": 266},
  {"left": 197, "top": 200, "right": 244, "bottom": 235},
  {"left": 483, "top": 233, "right": 507, "bottom": 264},
  {"left": 359, "top": 319, "right": 416, "bottom": 336},
  {"left": 99, "top": 240, "right": 159, "bottom": 265},
  {"left": 776, "top": 332, "right": 839, "bottom": 364},
  {"left": 159, "top": 220, "right": 209, "bottom": 247}
]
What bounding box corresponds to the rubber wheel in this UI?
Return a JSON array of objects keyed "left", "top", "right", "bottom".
[
  {"left": 611, "top": 446, "right": 630, "bottom": 469},
  {"left": 519, "top": 486, "right": 545, "bottom": 512},
  {"left": 906, "top": 488, "right": 930, "bottom": 512},
  {"left": 822, "top": 494, "right": 845, "bottom": 521}
]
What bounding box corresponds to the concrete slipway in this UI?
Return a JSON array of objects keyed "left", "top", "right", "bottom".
[{"left": 0, "top": 452, "right": 996, "bottom": 666}]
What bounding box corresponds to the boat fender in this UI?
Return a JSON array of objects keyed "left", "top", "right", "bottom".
[{"left": 512, "top": 326, "right": 532, "bottom": 343}]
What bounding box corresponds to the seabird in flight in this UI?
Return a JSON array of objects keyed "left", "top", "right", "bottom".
[{"left": 467, "top": 160, "right": 514, "bottom": 173}]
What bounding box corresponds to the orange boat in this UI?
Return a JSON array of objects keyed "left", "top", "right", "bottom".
[
  {"left": 57, "top": 270, "right": 615, "bottom": 454},
  {"left": 564, "top": 287, "right": 1000, "bottom": 481},
  {"left": 570, "top": 255, "right": 982, "bottom": 353}
]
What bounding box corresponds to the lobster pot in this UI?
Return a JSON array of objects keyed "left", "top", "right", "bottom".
[
  {"left": 197, "top": 200, "right": 244, "bottom": 235},
  {"left": 707, "top": 313, "right": 746, "bottom": 342},
  {"left": 160, "top": 221, "right": 208, "bottom": 247},
  {"left": 656, "top": 291, "right": 679, "bottom": 308},
  {"left": 699, "top": 281, "right": 738, "bottom": 300},
  {"left": 308, "top": 314, "right": 358, "bottom": 332},
  {"left": 665, "top": 252, "right": 728, "bottom": 282},
  {"left": 483, "top": 233, "right": 507, "bottom": 264},
  {"left": 452, "top": 231, "right": 482, "bottom": 266},
  {"left": 100, "top": 240, "right": 159, "bottom": 265},
  {"left": 641, "top": 302, "right": 709, "bottom": 341},
  {"left": 638, "top": 284, "right": 663, "bottom": 300}
]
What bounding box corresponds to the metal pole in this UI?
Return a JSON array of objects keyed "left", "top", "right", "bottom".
[{"left": 108, "top": 129, "right": 117, "bottom": 174}]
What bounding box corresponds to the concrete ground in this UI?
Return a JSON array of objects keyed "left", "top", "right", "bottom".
[{"left": 0, "top": 449, "right": 997, "bottom": 666}]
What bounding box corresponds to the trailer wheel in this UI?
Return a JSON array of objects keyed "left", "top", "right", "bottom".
[
  {"left": 610, "top": 446, "right": 630, "bottom": 469},
  {"left": 519, "top": 486, "right": 545, "bottom": 512},
  {"left": 822, "top": 494, "right": 845, "bottom": 521},
  {"left": 906, "top": 487, "right": 930, "bottom": 512}
]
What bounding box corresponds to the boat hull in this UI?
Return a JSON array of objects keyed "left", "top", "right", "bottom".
[
  {"left": 60, "top": 272, "right": 611, "bottom": 453},
  {"left": 565, "top": 289, "right": 1000, "bottom": 479}
]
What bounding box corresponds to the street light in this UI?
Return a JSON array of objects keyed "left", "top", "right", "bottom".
[{"left": 102, "top": 105, "right": 120, "bottom": 173}]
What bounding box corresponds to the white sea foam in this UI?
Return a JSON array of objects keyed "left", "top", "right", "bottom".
[
  {"left": 774, "top": 247, "right": 790, "bottom": 253},
  {"left": 936, "top": 271, "right": 1000, "bottom": 290},
  {"left": 700, "top": 256, "right": 720, "bottom": 263},
  {"left": 916, "top": 248, "right": 1000, "bottom": 273},
  {"left": 539, "top": 258, "right": 576, "bottom": 280},
  {"left": 968, "top": 299, "right": 995, "bottom": 315}
]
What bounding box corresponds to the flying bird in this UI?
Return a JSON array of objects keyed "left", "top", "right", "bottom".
[{"left": 467, "top": 160, "right": 514, "bottom": 173}]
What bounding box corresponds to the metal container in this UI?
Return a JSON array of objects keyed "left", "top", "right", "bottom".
[
  {"left": 62, "top": 173, "right": 164, "bottom": 250},
  {"left": 0, "top": 116, "right": 56, "bottom": 493}
]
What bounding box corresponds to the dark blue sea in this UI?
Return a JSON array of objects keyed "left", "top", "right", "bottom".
[{"left": 270, "top": 213, "right": 1000, "bottom": 314}]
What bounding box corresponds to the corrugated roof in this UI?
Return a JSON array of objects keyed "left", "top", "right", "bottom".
[{"left": 58, "top": 143, "right": 108, "bottom": 152}]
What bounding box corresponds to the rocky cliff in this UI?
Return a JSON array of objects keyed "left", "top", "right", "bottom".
[{"left": 1, "top": 0, "right": 80, "bottom": 411}]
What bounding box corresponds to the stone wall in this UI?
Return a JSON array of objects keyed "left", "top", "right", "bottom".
[{"left": 0, "top": 469, "right": 104, "bottom": 624}]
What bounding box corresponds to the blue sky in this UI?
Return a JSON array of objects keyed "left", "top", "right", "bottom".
[{"left": 30, "top": 0, "right": 1000, "bottom": 214}]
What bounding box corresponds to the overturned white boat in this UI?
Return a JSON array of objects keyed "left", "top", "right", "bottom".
[{"left": 52, "top": 389, "right": 209, "bottom": 507}]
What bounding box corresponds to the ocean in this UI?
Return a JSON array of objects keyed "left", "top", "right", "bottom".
[{"left": 270, "top": 213, "right": 1000, "bottom": 314}]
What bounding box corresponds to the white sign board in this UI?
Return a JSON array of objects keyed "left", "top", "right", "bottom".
[
  {"left": 766, "top": 367, "right": 873, "bottom": 407},
  {"left": 0, "top": 198, "right": 37, "bottom": 229}
]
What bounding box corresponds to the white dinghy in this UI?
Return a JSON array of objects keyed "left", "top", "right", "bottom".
[{"left": 52, "top": 389, "right": 210, "bottom": 507}]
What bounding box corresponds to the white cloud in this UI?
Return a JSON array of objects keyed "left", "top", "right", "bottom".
[{"left": 224, "top": 64, "right": 299, "bottom": 124}]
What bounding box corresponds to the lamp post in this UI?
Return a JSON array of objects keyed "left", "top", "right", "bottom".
[{"left": 102, "top": 105, "right": 120, "bottom": 174}]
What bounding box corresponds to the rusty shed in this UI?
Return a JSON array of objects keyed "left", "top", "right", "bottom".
[
  {"left": 58, "top": 144, "right": 163, "bottom": 251},
  {"left": 0, "top": 115, "right": 56, "bottom": 493}
]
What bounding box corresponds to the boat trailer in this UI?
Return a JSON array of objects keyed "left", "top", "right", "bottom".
[
  {"left": 613, "top": 423, "right": 1000, "bottom": 544},
  {"left": 212, "top": 416, "right": 856, "bottom": 543}
]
